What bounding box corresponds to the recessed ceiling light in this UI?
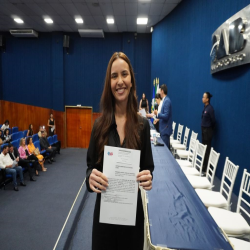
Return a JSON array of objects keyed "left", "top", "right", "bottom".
[
  {"left": 150, "top": 27, "right": 153, "bottom": 32},
  {"left": 107, "top": 18, "right": 114, "bottom": 24},
  {"left": 75, "top": 18, "right": 83, "bottom": 24},
  {"left": 44, "top": 18, "right": 53, "bottom": 24},
  {"left": 14, "top": 18, "right": 24, "bottom": 24},
  {"left": 137, "top": 18, "right": 148, "bottom": 25}
]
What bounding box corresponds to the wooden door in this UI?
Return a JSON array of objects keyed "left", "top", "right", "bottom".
[{"left": 66, "top": 107, "right": 92, "bottom": 148}]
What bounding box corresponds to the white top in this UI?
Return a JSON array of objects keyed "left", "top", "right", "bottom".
[
  {"left": 0, "top": 152, "right": 15, "bottom": 169},
  {"left": 1, "top": 124, "right": 9, "bottom": 131},
  {"left": 158, "top": 100, "right": 163, "bottom": 114}
]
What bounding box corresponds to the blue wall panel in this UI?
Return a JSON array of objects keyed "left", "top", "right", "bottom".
[
  {"left": 0, "top": 32, "right": 151, "bottom": 113},
  {"left": 151, "top": 0, "right": 250, "bottom": 194},
  {"left": 1, "top": 33, "right": 52, "bottom": 109},
  {"left": 51, "top": 33, "right": 64, "bottom": 111}
]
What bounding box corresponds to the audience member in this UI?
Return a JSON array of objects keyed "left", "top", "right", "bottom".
[
  {"left": 47, "top": 113, "right": 56, "bottom": 137},
  {"left": 38, "top": 126, "right": 46, "bottom": 138},
  {"left": 0, "top": 130, "right": 4, "bottom": 145},
  {"left": 153, "top": 94, "right": 162, "bottom": 132},
  {"left": 39, "top": 132, "right": 56, "bottom": 164},
  {"left": 27, "top": 137, "right": 47, "bottom": 172},
  {"left": 9, "top": 143, "right": 36, "bottom": 181},
  {"left": 18, "top": 138, "right": 39, "bottom": 176},
  {"left": 153, "top": 84, "right": 172, "bottom": 149},
  {"left": 0, "top": 144, "right": 26, "bottom": 191},
  {"left": 1, "top": 120, "right": 9, "bottom": 131},
  {"left": 3, "top": 128, "right": 12, "bottom": 143},
  {"left": 139, "top": 93, "right": 149, "bottom": 113},
  {"left": 201, "top": 92, "right": 216, "bottom": 173},
  {"left": 27, "top": 124, "right": 34, "bottom": 137}
]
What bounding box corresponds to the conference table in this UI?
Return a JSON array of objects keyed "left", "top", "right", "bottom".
[{"left": 141, "top": 120, "right": 234, "bottom": 250}]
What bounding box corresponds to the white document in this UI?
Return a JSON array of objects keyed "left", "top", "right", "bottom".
[
  {"left": 139, "top": 108, "right": 146, "bottom": 117},
  {"left": 100, "top": 146, "right": 140, "bottom": 226}
]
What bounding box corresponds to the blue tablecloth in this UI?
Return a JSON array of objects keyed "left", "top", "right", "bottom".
[{"left": 147, "top": 121, "right": 233, "bottom": 250}]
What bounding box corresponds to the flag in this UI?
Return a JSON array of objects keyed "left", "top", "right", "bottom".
[{"left": 151, "top": 79, "right": 155, "bottom": 112}]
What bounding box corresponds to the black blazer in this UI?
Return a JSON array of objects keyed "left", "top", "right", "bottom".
[{"left": 8, "top": 147, "right": 20, "bottom": 160}]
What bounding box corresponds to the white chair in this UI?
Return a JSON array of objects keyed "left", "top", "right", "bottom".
[
  {"left": 186, "top": 148, "right": 220, "bottom": 189},
  {"left": 208, "top": 169, "right": 250, "bottom": 239},
  {"left": 181, "top": 141, "right": 207, "bottom": 176},
  {"left": 228, "top": 237, "right": 250, "bottom": 249},
  {"left": 172, "top": 127, "right": 190, "bottom": 156},
  {"left": 170, "top": 124, "right": 183, "bottom": 146},
  {"left": 196, "top": 157, "right": 239, "bottom": 210},
  {"left": 170, "top": 121, "right": 176, "bottom": 141},
  {"left": 176, "top": 138, "right": 197, "bottom": 168},
  {"left": 176, "top": 131, "right": 198, "bottom": 159}
]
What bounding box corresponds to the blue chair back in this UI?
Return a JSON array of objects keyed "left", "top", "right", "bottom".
[
  {"left": 23, "top": 130, "right": 28, "bottom": 137},
  {"left": 11, "top": 139, "right": 19, "bottom": 149},
  {"left": 1, "top": 143, "right": 9, "bottom": 152},
  {"left": 53, "top": 134, "right": 58, "bottom": 144},
  {"left": 34, "top": 140, "right": 41, "bottom": 151},
  {"left": 47, "top": 136, "right": 53, "bottom": 145},
  {"left": 12, "top": 127, "right": 18, "bottom": 134},
  {"left": 32, "top": 134, "right": 39, "bottom": 143},
  {"left": 11, "top": 131, "right": 23, "bottom": 141}
]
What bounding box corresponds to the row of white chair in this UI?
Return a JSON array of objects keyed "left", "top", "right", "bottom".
[{"left": 171, "top": 121, "right": 250, "bottom": 249}]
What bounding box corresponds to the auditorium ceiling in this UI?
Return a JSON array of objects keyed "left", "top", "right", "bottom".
[{"left": 0, "top": 0, "right": 181, "bottom": 33}]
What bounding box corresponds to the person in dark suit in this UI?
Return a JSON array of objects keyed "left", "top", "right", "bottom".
[
  {"left": 8, "top": 143, "right": 36, "bottom": 181},
  {"left": 39, "top": 132, "right": 56, "bottom": 164},
  {"left": 154, "top": 84, "right": 173, "bottom": 149}
]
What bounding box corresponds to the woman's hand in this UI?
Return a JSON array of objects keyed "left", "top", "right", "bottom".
[
  {"left": 137, "top": 170, "right": 152, "bottom": 190},
  {"left": 89, "top": 169, "right": 109, "bottom": 193}
]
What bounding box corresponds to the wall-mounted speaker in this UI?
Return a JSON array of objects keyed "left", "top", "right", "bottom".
[
  {"left": 63, "top": 35, "right": 69, "bottom": 48},
  {"left": 0, "top": 35, "right": 6, "bottom": 52},
  {"left": 63, "top": 35, "right": 69, "bottom": 54}
]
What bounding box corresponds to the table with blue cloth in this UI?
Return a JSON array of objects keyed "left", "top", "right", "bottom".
[{"left": 141, "top": 121, "right": 234, "bottom": 250}]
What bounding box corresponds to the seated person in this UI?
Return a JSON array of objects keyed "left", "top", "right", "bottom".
[
  {"left": 3, "top": 128, "right": 12, "bottom": 143},
  {"left": 9, "top": 143, "right": 36, "bottom": 181},
  {"left": 0, "top": 144, "right": 26, "bottom": 191},
  {"left": 0, "top": 130, "right": 4, "bottom": 145},
  {"left": 1, "top": 120, "right": 9, "bottom": 131},
  {"left": 39, "top": 131, "right": 56, "bottom": 164},
  {"left": 18, "top": 138, "right": 40, "bottom": 176},
  {"left": 27, "top": 124, "right": 34, "bottom": 137},
  {"left": 27, "top": 137, "right": 47, "bottom": 172},
  {"left": 38, "top": 126, "right": 46, "bottom": 138}
]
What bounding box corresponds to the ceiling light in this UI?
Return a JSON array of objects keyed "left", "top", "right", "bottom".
[
  {"left": 44, "top": 18, "right": 53, "bottom": 24},
  {"left": 75, "top": 18, "right": 83, "bottom": 24},
  {"left": 150, "top": 27, "right": 153, "bottom": 32},
  {"left": 14, "top": 18, "right": 24, "bottom": 24},
  {"left": 137, "top": 18, "right": 148, "bottom": 25},
  {"left": 107, "top": 18, "right": 114, "bottom": 24}
]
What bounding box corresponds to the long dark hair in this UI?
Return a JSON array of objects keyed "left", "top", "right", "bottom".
[{"left": 94, "top": 52, "right": 141, "bottom": 163}]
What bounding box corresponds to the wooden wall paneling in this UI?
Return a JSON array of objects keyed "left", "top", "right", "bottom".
[
  {"left": 79, "top": 108, "right": 92, "bottom": 148},
  {"left": 0, "top": 100, "right": 65, "bottom": 147},
  {"left": 92, "top": 112, "right": 102, "bottom": 126},
  {"left": 66, "top": 107, "right": 79, "bottom": 147},
  {"left": 65, "top": 106, "right": 92, "bottom": 148}
]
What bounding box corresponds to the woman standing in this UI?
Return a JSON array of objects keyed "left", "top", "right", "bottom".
[
  {"left": 139, "top": 93, "right": 149, "bottom": 113},
  {"left": 201, "top": 92, "right": 216, "bottom": 173},
  {"left": 27, "top": 137, "right": 47, "bottom": 172},
  {"left": 18, "top": 138, "right": 40, "bottom": 176},
  {"left": 86, "top": 52, "right": 154, "bottom": 250},
  {"left": 47, "top": 114, "right": 56, "bottom": 137}
]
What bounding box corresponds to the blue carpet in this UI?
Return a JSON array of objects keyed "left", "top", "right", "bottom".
[{"left": 0, "top": 148, "right": 87, "bottom": 250}]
